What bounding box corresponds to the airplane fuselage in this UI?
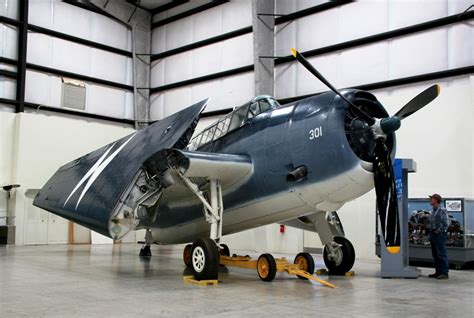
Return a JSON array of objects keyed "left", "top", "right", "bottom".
[{"left": 146, "top": 91, "right": 392, "bottom": 244}]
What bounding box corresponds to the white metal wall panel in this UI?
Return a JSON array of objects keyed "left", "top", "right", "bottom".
[
  {"left": 28, "top": 0, "right": 131, "bottom": 51},
  {"left": 51, "top": 37, "right": 91, "bottom": 75},
  {"left": 0, "top": 24, "right": 18, "bottom": 59},
  {"left": 154, "top": 0, "right": 209, "bottom": 21},
  {"left": 28, "top": 0, "right": 52, "bottom": 27},
  {"left": 151, "top": 26, "right": 166, "bottom": 54},
  {"left": 449, "top": 24, "right": 474, "bottom": 69},
  {"left": 87, "top": 85, "right": 127, "bottom": 118},
  {"left": 192, "top": 43, "right": 221, "bottom": 77},
  {"left": 153, "top": 33, "right": 253, "bottom": 86},
  {"left": 164, "top": 18, "right": 193, "bottom": 52},
  {"left": 25, "top": 70, "right": 131, "bottom": 119},
  {"left": 0, "top": 0, "right": 19, "bottom": 19},
  {"left": 90, "top": 48, "right": 129, "bottom": 84},
  {"left": 192, "top": 3, "right": 223, "bottom": 43},
  {"left": 150, "top": 60, "right": 164, "bottom": 88},
  {"left": 340, "top": 42, "right": 389, "bottom": 88},
  {"left": 275, "top": 0, "right": 326, "bottom": 15},
  {"left": 53, "top": 0, "right": 92, "bottom": 40},
  {"left": 0, "top": 76, "right": 16, "bottom": 99},
  {"left": 27, "top": 33, "right": 51, "bottom": 66},
  {"left": 221, "top": 32, "right": 253, "bottom": 69},
  {"left": 389, "top": 0, "right": 448, "bottom": 30},
  {"left": 91, "top": 11, "right": 131, "bottom": 51},
  {"left": 293, "top": 8, "right": 339, "bottom": 54},
  {"left": 27, "top": 33, "right": 132, "bottom": 84},
  {"left": 153, "top": 0, "right": 252, "bottom": 54},
  {"left": 339, "top": 1, "right": 388, "bottom": 42},
  {"left": 163, "top": 50, "right": 193, "bottom": 84},
  {"left": 390, "top": 28, "right": 448, "bottom": 79},
  {"left": 222, "top": 0, "right": 252, "bottom": 32},
  {"left": 24, "top": 70, "right": 50, "bottom": 105}
]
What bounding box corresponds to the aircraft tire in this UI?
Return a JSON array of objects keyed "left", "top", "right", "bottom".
[
  {"left": 294, "top": 252, "right": 315, "bottom": 279},
  {"left": 323, "top": 236, "right": 355, "bottom": 275},
  {"left": 191, "top": 238, "right": 219, "bottom": 280},
  {"left": 183, "top": 244, "right": 192, "bottom": 268},
  {"left": 257, "top": 254, "right": 277, "bottom": 282}
]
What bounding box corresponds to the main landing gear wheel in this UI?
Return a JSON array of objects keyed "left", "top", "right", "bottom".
[
  {"left": 257, "top": 253, "right": 277, "bottom": 282},
  {"left": 183, "top": 244, "right": 192, "bottom": 268},
  {"left": 191, "top": 238, "right": 219, "bottom": 280},
  {"left": 323, "top": 236, "right": 355, "bottom": 275},
  {"left": 294, "top": 252, "right": 315, "bottom": 280},
  {"left": 139, "top": 245, "right": 151, "bottom": 257}
]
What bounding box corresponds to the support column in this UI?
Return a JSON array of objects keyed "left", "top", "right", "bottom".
[
  {"left": 251, "top": 0, "right": 274, "bottom": 96},
  {"left": 16, "top": 0, "right": 29, "bottom": 113},
  {"left": 89, "top": 0, "right": 151, "bottom": 130}
]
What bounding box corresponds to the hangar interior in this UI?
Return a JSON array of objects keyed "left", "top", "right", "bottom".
[{"left": 0, "top": 0, "right": 473, "bottom": 316}]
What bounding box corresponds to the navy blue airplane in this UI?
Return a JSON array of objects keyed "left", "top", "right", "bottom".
[{"left": 34, "top": 50, "right": 440, "bottom": 281}]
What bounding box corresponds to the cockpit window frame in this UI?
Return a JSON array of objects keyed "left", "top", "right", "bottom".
[{"left": 188, "top": 96, "right": 281, "bottom": 150}]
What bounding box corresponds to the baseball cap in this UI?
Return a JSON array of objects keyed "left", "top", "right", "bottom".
[{"left": 428, "top": 193, "right": 442, "bottom": 202}]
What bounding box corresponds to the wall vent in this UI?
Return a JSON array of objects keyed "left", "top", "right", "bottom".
[{"left": 61, "top": 78, "right": 86, "bottom": 110}]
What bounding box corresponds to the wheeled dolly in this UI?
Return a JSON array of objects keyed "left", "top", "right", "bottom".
[{"left": 219, "top": 253, "right": 336, "bottom": 288}]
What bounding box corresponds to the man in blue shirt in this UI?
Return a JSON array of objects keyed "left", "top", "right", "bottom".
[{"left": 428, "top": 193, "right": 449, "bottom": 279}]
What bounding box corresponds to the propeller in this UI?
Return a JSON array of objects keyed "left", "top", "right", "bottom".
[{"left": 291, "top": 48, "right": 440, "bottom": 254}]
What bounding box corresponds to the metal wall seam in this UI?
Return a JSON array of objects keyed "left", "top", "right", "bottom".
[
  {"left": 151, "top": 0, "right": 229, "bottom": 29},
  {"left": 149, "top": 11, "right": 474, "bottom": 95},
  {"left": 0, "top": 97, "right": 135, "bottom": 125},
  {"left": 277, "top": 66, "right": 474, "bottom": 104},
  {"left": 150, "top": 0, "right": 352, "bottom": 61}
]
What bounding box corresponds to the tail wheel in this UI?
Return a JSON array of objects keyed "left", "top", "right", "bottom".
[
  {"left": 257, "top": 253, "right": 277, "bottom": 282},
  {"left": 191, "top": 238, "right": 219, "bottom": 280},
  {"left": 294, "top": 252, "right": 315, "bottom": 280},
  {"left": 183, "top": 244, "right": 192, "bottom": 268},
  {"left": 323, "top": 236, "right": 355, "bottom": 275}
]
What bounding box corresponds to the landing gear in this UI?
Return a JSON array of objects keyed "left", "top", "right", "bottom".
[
  {"left": 139, "top": 229, "right": 153, "bottom": 257},
  {"left": 177, "top": 175, "right": 224, "bottom": 281},
  {"left": 190, "top": 238, "right": 219, "bottom": 280},
  {"left": 294, "top": 252, "right": 315, "bottom": 279},
  {"left": 257, "top": 253, "right": 277, "bottom": 282},
  {"left": 139, "top": 245, "right": 151, "bottom": 257},
  {"left": 323, "top": 236, "right": 355, "bottom": 275}
]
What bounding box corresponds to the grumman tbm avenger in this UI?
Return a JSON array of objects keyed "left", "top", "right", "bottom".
[{"left": 33, "top": 49, "right": 440, "bottom": 282}]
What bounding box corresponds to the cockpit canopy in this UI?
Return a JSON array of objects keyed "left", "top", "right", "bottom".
[{"left": 188, "top": 95, "right": 281, "bottom": 150}]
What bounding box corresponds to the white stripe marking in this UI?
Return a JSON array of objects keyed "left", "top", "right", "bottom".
[{"left": 63, "top": 133, "right": 137, "bottom": 210}]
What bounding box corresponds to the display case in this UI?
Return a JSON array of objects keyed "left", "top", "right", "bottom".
[{"left": 376, "top": 198, "right": 474, "bottom": 269}]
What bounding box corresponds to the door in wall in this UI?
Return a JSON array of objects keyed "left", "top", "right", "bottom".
[{"left": 24, "top": 198, "right": 68, "bottom": 245}]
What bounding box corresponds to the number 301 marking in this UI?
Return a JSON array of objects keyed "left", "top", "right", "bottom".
[{"left": 309, "top": 126, "right": 323, "bottom": 140}]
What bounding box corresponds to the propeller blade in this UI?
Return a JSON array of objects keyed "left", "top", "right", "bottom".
[
  {"left": 373, "top": 139, "right": 400, "bottom": 254},
  {"left": 394, "top": 84, "right": 440, "bottom": 120},
  {"left": 291, "top": 48, "right": 375, "bottom": 126}
]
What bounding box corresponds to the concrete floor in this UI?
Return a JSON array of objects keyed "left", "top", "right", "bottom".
[{"left": 1, "top": 244, "right": 473, "bottom": 317}]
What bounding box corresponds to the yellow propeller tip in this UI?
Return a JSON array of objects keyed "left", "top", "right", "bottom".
[
  {"left": 436, "top": 84, "right": 441, "bottom": 95},
  {"left": 386, "top": 246, "right": 400, "bottom": 254},
  {"left": 291, "top": 48, "right": 297, "bottom": 58}
]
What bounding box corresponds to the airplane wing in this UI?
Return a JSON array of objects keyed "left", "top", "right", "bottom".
[{"left": 33, "top": 99, "right": 208, "bottom": 239}]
